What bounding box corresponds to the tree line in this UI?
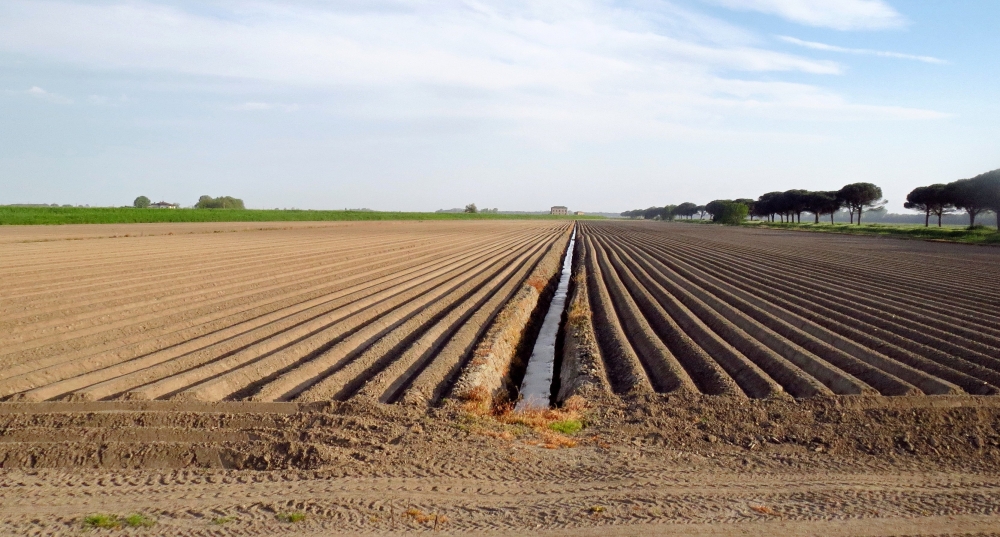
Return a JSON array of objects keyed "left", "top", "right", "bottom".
[
  {"left": 621, "top": 169, "right": 1000, "bottom": 230},
  {"left": 620, "top": 182, "right": 885, "bottom": 225},
  {"left": 131, "top": 195, "right": 246, "bottom": 209},
  {"left": 904, "top": 169, "right": 1000, "bottom": 228}
]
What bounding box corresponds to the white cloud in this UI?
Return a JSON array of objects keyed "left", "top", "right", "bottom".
[
  {"left": 25, "top": 85, "right": 73, "bottom": 104},
  {"left": 0, "top": 0, "right": 944, "bottom": 145},
  {"left": 778, "top": 36, "right": 946, "bottom": 64},
  {"left": 230, "top": 102, "right": 300, "bottom": 112},
  {"left": 707, "top": 0, "right": 906, "bottom": 30}
]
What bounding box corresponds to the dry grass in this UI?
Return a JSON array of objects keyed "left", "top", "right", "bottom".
[
  {"left": 405, "top": 508, "right": 448, "bottom": 528},
  {"left": 459, "top": 384, "right": 493, "bottom": 416},
  {"left": 460, "top": 395, "right": 588, "bottom": 449},
  {"left": 750, "top": 504, "right": 777, "bottom": 516},
  {"left": 525, "top": 275, "right": 549, "bottom": 293}
]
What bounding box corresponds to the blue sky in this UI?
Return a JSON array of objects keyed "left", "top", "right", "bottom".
[{"left": 2, "top": 0, "right": 998, "bottom": 212}]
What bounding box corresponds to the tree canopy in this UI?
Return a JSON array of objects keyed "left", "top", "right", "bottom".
[
  {"left": 837, "top": 183, "right": 884, "bottom": 225},
  {"left": 133, "top": 196, "right": 150, "bottom": 209},
  {"left": 196, "top": 195, "right": 245, "bottom": 209},
  {"left": 904, "top": 184, "right": 953, "bottom": 227},
  {"left": 674, "top": 202, "right": 699, "bottom": 219}
]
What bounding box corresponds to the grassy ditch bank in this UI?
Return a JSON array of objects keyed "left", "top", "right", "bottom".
[
  {"left": 666, "top": 218, "right": 1000, "bottom": 245},
  {"left": 742, "top": 221, "right": 1000, "bottom": 245},
  {"left": 0, "top": 207, "right": 603, "bottom": 225}
]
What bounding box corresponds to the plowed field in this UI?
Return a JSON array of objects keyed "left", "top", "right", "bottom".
[
  {"left": 566, "top": 220, "right": 1000, "bottom": 401},
  {"left": 4, "top": 220, "right": 1000, "bottom": 536},
  {"left": 0, "top": 221, "right": 570, "bottom": 404}
]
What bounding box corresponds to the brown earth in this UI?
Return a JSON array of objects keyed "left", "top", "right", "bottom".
[
  {"left": 561, "top": 221, "right": 1000, "bottom": 402},
  {"left": 1, "top": 395, "right": 1000, "bottom": 535},
  {"left": 2, "top": 221, "right": 1000, "bottom": 535},
  {"left": 0, "top": 221, "right": 570, "bottom": 405}
]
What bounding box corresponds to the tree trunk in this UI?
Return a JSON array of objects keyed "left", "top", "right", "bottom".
[
  {"left": 830, "top": 213, "right": 834, "bottom": 224},
  {"left": 814, "top": 213, "right": 819, "bottom": 224},
  {"left": 996, "top": 210, "right": 999, "bottom": 231},
  {"left": 858, "top": 209, "right": 862, "bottom": 225},
  {"left": 849, "top": 210, "right": 854, "bottom": 224},
  {"left": 970, "top": 211, "right": 975, "bottom": 227},
  {"left": 924, "top": 210, "right": 929, "bottom": 227},
  {"left": 938, "top": 212, "right": 942, "bottom": 227}
]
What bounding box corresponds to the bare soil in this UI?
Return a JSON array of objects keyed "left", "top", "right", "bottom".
[
  {"left": 1, "top": 396, "right": 999, "bottom": 535},
  {"left": 0, "top": 221, "right": 569, "bottom": 405},
  {"left": 563, "top": 221, "right": 1000, "bottom": 400},
  {"left": 2, "top": 221, "right": 1000, "bottom": 535}
]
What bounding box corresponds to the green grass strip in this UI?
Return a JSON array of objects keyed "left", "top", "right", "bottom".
[
  {"left": 744, "top": 221, "right": 1000, "bottom": 245},
  {"left": 0, "top": 207, "right": 603, "bottom": 226}
]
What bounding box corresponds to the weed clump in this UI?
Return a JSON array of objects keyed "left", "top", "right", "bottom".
[
  {"left": 549, "top": 419, "right": 583, "bottom": 435},
  {"left": 211, "top": 516, "right": 237, "bottom": 525},
  {"left": 83, "top": 513, "right": 155, "bottom": 529},
  {"left": 276, "top": 512, "right": 306, "bottom": 523},
  {"left": 83, "top": 514, "right": 120, "bottom": 529}
]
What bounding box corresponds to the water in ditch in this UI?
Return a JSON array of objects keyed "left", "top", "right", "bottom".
[{"left": 515, "top": 227, "right": 576, "bottom": 411}]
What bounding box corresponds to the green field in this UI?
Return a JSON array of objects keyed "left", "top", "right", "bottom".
[
  {"left": 742, "top": 220, "right": 1000, "bottom": 245},
  {"left": 0, "top": 207, "right": 601, "bottom": 226}
]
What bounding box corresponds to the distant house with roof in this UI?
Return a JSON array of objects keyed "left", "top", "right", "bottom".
[
  {"left": 550, "top": 206, "right": 568, "bottom": 215},
  {"left": 150, "top": 201, "right": 179, "bottom": 209}
]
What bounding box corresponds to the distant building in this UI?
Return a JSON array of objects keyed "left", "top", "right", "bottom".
[
  {"left": 574, "top": 211, "right": 585, "bottom": 216},
  {"left": 150, "top": 201, "right": 179, "bottom": 209},
  {"left": 550, "top": 206, "right": 568, "bottom": 215}
]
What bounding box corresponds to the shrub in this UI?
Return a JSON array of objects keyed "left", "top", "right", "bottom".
[
  {"left": 717, "top": 201, "right": 749, "bottom": 225},
  {"left": 133, "top": 196, "right": 150, "bottom": 209}
]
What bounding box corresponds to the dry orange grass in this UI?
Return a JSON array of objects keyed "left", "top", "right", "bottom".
[
  {"left": 462, "top": 395, "right": 587, "bottom": 449},
  {"left": 525, "top": 275, "right": 549, "bottom": 293}
]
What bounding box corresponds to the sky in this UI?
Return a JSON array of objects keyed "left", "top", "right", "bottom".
[{"left": 2, "top": 1, "right": 998, "bottom": 212}]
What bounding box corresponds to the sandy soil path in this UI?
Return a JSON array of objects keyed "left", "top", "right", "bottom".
[{"left": 2, "top": 461, "right": 997, "bottom": 535}]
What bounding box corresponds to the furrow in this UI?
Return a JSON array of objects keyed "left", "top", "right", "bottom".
[
  {"left": 634, "top": 236, "right": 962, "bottom": 396},
  {"left": 602, "top": 237, "right": 787, "bottom": 400},
  {"left": 583, "top": 235, "right": 655, "bottom": 396},
  {"left": 616, "top": 234, "right": 920, "bottom": 397},
  {"left": 1, "top": 234, "right": 522, "bottom": 401},
  {"left": 256, "top": 233, "right": 550, "bottom": 402},
  {"left": 57, "top": 232, "right": 537, "bottom": 402},
  {"left": 130, "top": 234, "right": 541, "bottom": 402},
  {"left": 362, "top": 234, "right": 554, "bottom": 405},
  {"left": 0, "top": 234, "right": 488, "bottom": 365},
  {"left": 590, "top": 238, "right": 698, "bottom": 394},
  {"left": 602, "top": 223, "right": 1000, "bottom": 395}
]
